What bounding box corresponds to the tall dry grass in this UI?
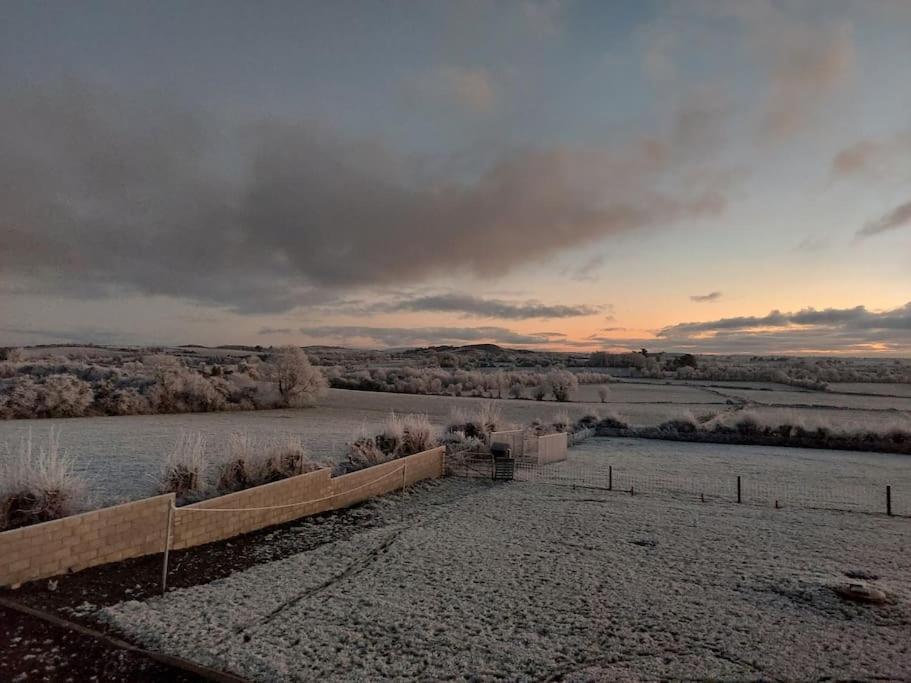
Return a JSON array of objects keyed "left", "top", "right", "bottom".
[{"left": 0, "top": 427, "right": 88, "bottom": 530}]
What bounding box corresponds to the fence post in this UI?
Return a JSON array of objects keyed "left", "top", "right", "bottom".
[
  {"left": 608, "top": 466, "right": 612, "bottom": 491},
  {"left": 401, "top": 463, "right": 407, "bottom": 522},
  {"left": 161, "top": 500, "right": 175, "bottom": 596},
  {"left": 737, "top": 476, "right": 742, "bottom": 504},
  {"left": 886, "top": 485, "right": 892, "bottom": 516}
]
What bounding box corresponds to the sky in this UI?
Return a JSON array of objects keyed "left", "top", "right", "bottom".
[{"left": 1, "top": 0, "right": 910, "bottom": 355}]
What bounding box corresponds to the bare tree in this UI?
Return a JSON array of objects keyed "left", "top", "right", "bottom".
[{"left": 268, "top": 346, "right": 328, "bottom": 408}]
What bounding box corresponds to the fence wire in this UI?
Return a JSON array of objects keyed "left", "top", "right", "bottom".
[{"left": 452, "top": 451, "right": 905, "bottom": 518}]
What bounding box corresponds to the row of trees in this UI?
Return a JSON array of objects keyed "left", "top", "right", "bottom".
[
  {"left": 325, "top": 366, "right": 608, "bottom": 402},
  {"left": 0, "top": 347, "right": 326, "bottom": 420},
  {"left": 589, "top": 350, "right": 911, "bottom": 387}
]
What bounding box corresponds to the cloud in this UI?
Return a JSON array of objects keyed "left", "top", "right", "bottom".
[
  {"left": 625, "top": 302, "right": 911, "bottom": 355},
  {"left": 423, "top": 67, "right": 497, "bottom": 114},
  {"left": 831, "top": 130, "right": 911, "bottom": 180},
  {"left": 0, "top": 79, "right": 728, "bottom": 315},
  {"left": 646, "top": 3, "right": 857, "bottom": 141},
  {"left": 759, "top": 20, "right": 855, "bottom": 139},
  {"left": 562, "top": 254, "right": 606, "bottom": 282},
  {"left": 690, "top": 291, "right": 722, "bottom": 303},
  {"left": 364, "top": 293, "right": 600, "bottom": 319},
  {"left": 258, "top": 327, "right": 293, "bottom": 335},
  {"left": 858, "top": 200, "right": 911, "bottom": 239},
  {"left": 794, "top": 235, "right": 830, "bottom": 252},
  {"left": 298, "top": 325, "right": 565, "bottom": 348}
]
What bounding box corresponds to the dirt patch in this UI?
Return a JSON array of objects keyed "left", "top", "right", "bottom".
[{"left": 0, "top": 603, "right": 204, "bottom": 682}]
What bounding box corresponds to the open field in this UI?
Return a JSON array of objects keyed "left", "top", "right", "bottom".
[
  {"left": 100, "top": 472, "right": 911, "bottom": 681},
  {"left": 2, "top": 385, "right": 910, "bottom": 505}
]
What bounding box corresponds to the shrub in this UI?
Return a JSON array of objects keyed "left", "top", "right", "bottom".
[
  {"left": 546, "top": 370, "right": 578, "bottom": 402},
  {"left": 0, "top": 428, "right": 88, "bottom": 530},
  {"left": 37, "top": 374, "right": 94, "bottom": 418},
  {"left": 267, "top": 346, "right": 328, "bottom": 408},
  {"left": 597, "top": 413, "right": 630, "bottom": 430},
  {"left": 552, "top": 409, "right": 572, "bottom": 432},
  {"left": 447, "top": 402, "right": 504, "bottom": 440},
  {"left": 341, "top": 412, "right": 437, "bottom": 474},
  {"left": 656, "top": 417, "right": 698, "bottom": 434},
  {"left": 159, "top": 432, "right": 208, "bottom": 502},
  {"left": 215, "top": 432, "right": 321, "bottom": 493},
  {"left": 343, "top": 435, "right": 391, "bottom": 473}
]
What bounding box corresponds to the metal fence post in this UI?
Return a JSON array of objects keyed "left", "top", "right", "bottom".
[
  {"left": 161, "top": 500, "right": 175, "bottom": 595},
  {"left": 886, "top": 485, "right": 892, "bottom": 516},
  {"left": 737, "top": 476, "right": 742, "bottom": 504}
]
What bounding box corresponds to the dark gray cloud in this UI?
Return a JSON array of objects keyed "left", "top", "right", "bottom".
[
  {"left": 0, "top": 79, "right": 727, "bottom": 314},
  {"left": 858, "top": 200, "right": 911, "bottom": 238},
  {"left": 297, "top": 325, "right": 566, "bottom": 348},
  {"left": 258, "top": 327, "right": 293, "bottom": 336},
  {"left": 690, "top": 291, "right": 722, "bottom": 303},
  {"left": 363, "top": 293, "right": 600, "bottom": 319}
]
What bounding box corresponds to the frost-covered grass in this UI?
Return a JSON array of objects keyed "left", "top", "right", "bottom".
[
  {"left": 101, "top": 474, "right": 911, "bottom": 681},
  {"left": 215, "top": 432, "right": 322, "bottom": 494},
  {"left": 0, "top": 427, "right": 88, "bottom": 530},
  {"left": 158, "top": 432, "right": 208, "bottom": 503},
  {"left": 340, "top": 412, "right": 438, "bottom": 474}
]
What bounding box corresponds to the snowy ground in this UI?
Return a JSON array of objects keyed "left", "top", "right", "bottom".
[
  {"left": 101, "top": 474, "right": 911, "bottom": 681},
  {"left": 2, "top": 386, "right": 910, "bottom": 504}
]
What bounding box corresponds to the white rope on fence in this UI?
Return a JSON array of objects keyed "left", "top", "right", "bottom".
[
  {"left": 161, "top": 463, "right": 411, "bottom": 594},
  {"left": 173, "top": 464, "right": 407, "bottom": 514}
]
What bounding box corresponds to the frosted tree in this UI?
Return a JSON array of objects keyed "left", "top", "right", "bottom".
[
  {"left": 268, "top": 346, "right": 328, "bottom": 408},
  {"left": 546, "top": 370, "right": 578, "bottom": 402}
]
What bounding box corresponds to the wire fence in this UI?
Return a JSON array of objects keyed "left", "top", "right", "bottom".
[{"left": 451, "top": 451, "right": 906, "bottom": 518}]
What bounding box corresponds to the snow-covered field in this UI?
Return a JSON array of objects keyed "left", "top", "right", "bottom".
[
  {"left": 102, "top": 473, "right": 911, "bottom": 681},
  {"left": 523, "top": 438, "right": 911, "bottom": 516},
  {"left": 2, "top": 386, "right": 910, "bottom": 504}
]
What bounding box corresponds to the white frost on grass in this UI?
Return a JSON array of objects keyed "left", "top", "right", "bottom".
[{"left": 101, "top": 475, "right": 911, "bottom": 681}]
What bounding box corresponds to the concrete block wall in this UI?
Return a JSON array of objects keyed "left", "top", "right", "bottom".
[
  {"left": 169, "top": 446, "right": 444, "bottom": 550},
  {"left": 328, "top": 447, "right": 444, "bottom": 510},
  {"left": 0, "top": 494, "right": 174, "bottom": 588},
  {"left": 170, "top": 468, "right": 333, "bottom": 550},
  {"left": 0, "top": 447, "right": 445, "bottom": 588}
]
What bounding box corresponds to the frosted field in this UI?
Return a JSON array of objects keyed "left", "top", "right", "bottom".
[
  {"left": 704, "top": 386, "right": 911, "bottom": 412},
  {"left": 1, "top": 385, "right": 910, "bottom": 504},
  {"left": 829, "top": 382, "right": 911, "bottom": 398},
  {"left": 102, "top": 475, "right": 911, "bottom": 681},
  {"left": 528, "top": 438, "right": 911, "bottom": 517},
  {"left": 574, "top": 383, "right": 726, "bottom": 405}
]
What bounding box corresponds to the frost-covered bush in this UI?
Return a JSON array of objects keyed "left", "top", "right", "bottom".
[
  {"left": 340, "top": 412, "right": 438, "bottom": 474},
  {"left": 447, "top": 402, "right": 505, "bottom": 440},
  {"left": 36, "top": 374, "right": 94, "bottom": 418},
  {"left": 0, "top": 348, "right": 330, "bottom": 420},
  {"left": 267, "top": 346, "right": 328, "bottom": 408},
  {"left": 158, "top": 432, "right": 209, "bottom": 503},
  {"left": 215, "top": 432, "right": 321, "bottom": 494},
  {"left": 596, "top": 412, "right": 630, "bottom": 431},
  {"left": 552, "top": 409, "right": 573, "bottom": 432},
  {"left": 0, "top": 428, "right": 88, "bottom": 530},
  {"left": 546, "top": 370, "right": 578, "bottom": 402}
]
